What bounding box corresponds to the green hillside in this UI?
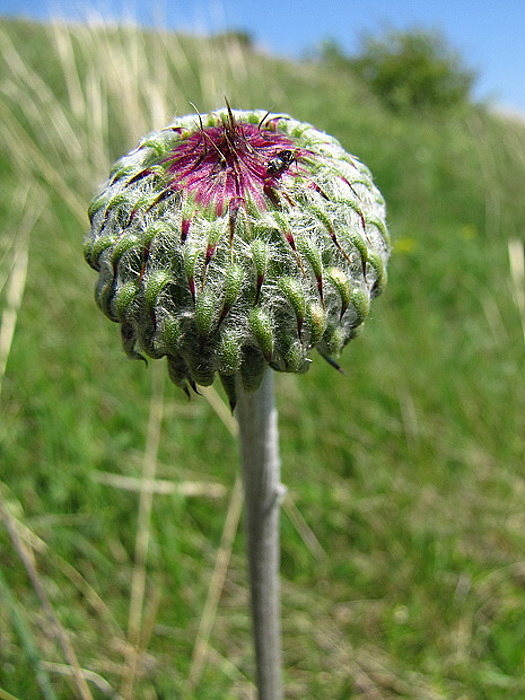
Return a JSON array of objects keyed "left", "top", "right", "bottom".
[{"left": 1, "top": 16, "right": 525, "bottom": 699}]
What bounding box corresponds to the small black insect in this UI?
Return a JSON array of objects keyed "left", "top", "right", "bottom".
[{"left": 266, "top": 149, "right": 296, "bottom": 177}]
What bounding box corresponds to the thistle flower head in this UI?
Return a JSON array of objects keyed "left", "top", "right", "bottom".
[{"left": 85, "top": 105, "right": 390, "bottom": 409}]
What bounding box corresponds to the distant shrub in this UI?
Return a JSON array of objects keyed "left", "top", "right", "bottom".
[
  {"left": 318, "top": 29, "right": 476, "bottom": 114},
  {"left": 211, "top": 29, "right": 254, "bottom": 49}
]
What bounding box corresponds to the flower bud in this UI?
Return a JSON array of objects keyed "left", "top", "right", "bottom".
[{"left": 85, "top": 105, "right": 390, "bottom": 408}]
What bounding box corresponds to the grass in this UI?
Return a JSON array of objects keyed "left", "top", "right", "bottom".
[{"left": 1, "top": 14, "right": 525, "bottom": 699}]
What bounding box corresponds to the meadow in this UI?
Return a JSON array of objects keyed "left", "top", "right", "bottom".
[{"left": 1, "top": 16, "right": 525, "bottom": 699}]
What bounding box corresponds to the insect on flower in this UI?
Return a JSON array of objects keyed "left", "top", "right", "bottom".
[{"left": 265, "top": 149, "right": 296, "bottom": 177}]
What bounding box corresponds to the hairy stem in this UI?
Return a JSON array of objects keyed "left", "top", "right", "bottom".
[{"left": 236, "top": 370, "right": 283, "bottom": 700}]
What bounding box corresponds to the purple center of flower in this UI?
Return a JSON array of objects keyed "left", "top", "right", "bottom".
[{"left": 162, "top": 110, "right": 306, "bottom": 216}]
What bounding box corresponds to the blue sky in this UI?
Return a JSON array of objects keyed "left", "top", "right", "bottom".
[{"left": 1, "top": 0, "right": 524, "bottom": 114}]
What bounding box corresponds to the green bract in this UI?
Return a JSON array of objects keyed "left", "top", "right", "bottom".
[{"left": 84, "top": 106, "right": 390, "bottom": 408}]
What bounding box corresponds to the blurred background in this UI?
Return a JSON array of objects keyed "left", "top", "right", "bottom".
[{"left": 1, "top": 1, "right": 524, "bottom": 698}]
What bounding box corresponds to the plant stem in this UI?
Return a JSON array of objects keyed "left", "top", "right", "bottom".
[{"left": 236, "top": 370, "right": 283, "bottom": 700}]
